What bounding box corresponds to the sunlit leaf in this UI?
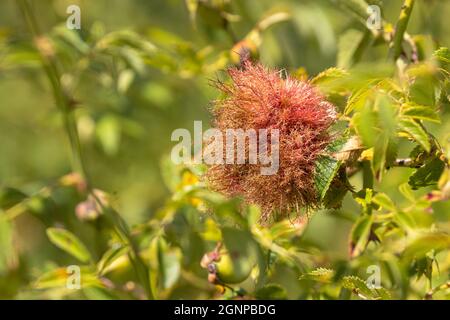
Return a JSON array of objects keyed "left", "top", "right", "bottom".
[
  {"left": 399, "top": 118, "right": 431, "bottom": 152},
  {"left": 0, "top": 187, "right": 27, "bottom": 210},
  {"left": 372, "top": 192, "right": 396, "bottom": 212},
  {"left": 401, "top": 104, "right": 440, "bottom": 123},
  {"left": 97, "top": 244, "right": 129, "bottom": 276},
  {"left": 185, "top": 0, "right": 199, "bottom": 24},
  {"left": 299, "top": 268, "right": 335, "bottom": 283},
  {"left": 220, "top": 227, "right": 263, "bottom": 284},
  {"left": 349, "top": 214, "right": 373, "bottom": 258},
  {"left": 149, "top": 236, "right": 181, "bottom": 298},
  {"left": 408, "top": 158, "right": 445, "bottom": 189},
  {"left": 83, "top": 287, "right": 118, "bottom": 300},
  {"left": 342, "top": 275, "right": 390, "bottom": 300},
  {"left": 46, "top": 228, "right": 92, "bottom": 263},
  {"left": 0, "top": 219, "right": 14, "bottom": 273}
]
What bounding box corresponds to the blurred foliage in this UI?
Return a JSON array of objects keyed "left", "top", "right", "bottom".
[{"left": 0, "top": 0, "right": 449, "bottom": 300}]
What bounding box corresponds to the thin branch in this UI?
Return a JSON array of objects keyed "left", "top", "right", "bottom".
[{"left": 388, "top": 158, "right": 422, "bottom": 168}]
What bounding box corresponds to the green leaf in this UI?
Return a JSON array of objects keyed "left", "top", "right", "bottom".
[
  {"left": 341, "top": 275, "right": 390, "bottom": 300},
  {"left": 399, "top": 118, "right": 431, "bottom": 152},
  {"left": 314, "top": 155, "right": 342, "bottom": 200},
  {"left": 349, "top": 214, "right": 373, "bottom": 258},
  {"left": 334, "top": 0, "right": 373, "bottom": 21},
  {"left": 185, "top": 0, "right": 199, "bottom": 24},
  {"left": 372, "top": 193, "right": 396, "bottom": 212},
  {"left": 401, "top": 104, "right": 440, "bottom": 123},
  {"left": 0, "top": 219, "right": 14, "bottom": 273},
  {"left": 311, "top": 67, "right": 348, "bottom": 85},
  {"left": 291, "top": 4, "right": 335, "bottom": 55},
  {"left": 46, "top": 228, "right": 92, "bottom": 263},
  {"left": 407, "top": 64, "right": 438, "bottom": 107},
  {"left": 2, "top": 47, "right": 41, "bottom": 69},
  {"left": 322, "top": 177, "right": 349, "bottom": 209},
  {"left": 159, "top": 156, "right": 184, "bottom": 192},
  {"left": 120, "top": 47, "right": 145, "bottom": 74},
  {"left": 399, "top": 182, "right": 415, "bottom": 202},
  {"left": 220, "top": 227, "right": 263, "bottom": 284},
  {"left": 257, "top": 10, "right": 290, "bottom": 31},
  {"left": 141, "top": 82, "right": 174, "bottom": 109},
  {"left": 394, "top": 210, "right": 416, "bottom": 231},
  {"left": 97, "top": 30, "right": 156, "bottom": 55},
  {"left": 96, "top": 115, "right": 121, "bottom": 156},
  {"left": 117, "top": 69, "right": 135, "bottom": 93},
  {"left": 403, "top": 232, "right": 450, "bottom": 261},
  {"left": 325, "top": 135, "right": 349, "bottom": 154},
  {"left": 408, "top": 158, "right": 445, "bottom": 189},
  {"left": 0, "top": 187, "right": 27, "bottom": 210},
  {"left": 53, "top": 26, "right": 90, "bottom": 54},
  {"left": 269, "top": 219, "right": 304, "bottom": 240},
  {"left": 352, "top": 102, "right": 377, "bottom": 147},
  {"left": 255, "top": 284, "right": 287, "bottom": 300},
  {"left": 337, "top": 29, "right": 363, "bottom": 69}
]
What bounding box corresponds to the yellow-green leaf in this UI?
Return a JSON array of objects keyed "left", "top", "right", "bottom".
[
  {"left": 399, "top": 118, "right": 431, "bottom": 152},
  {"left": 299, "top": 268, "right": 335, "bottom": 283}
]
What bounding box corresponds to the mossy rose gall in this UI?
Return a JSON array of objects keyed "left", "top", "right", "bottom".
[{"left": 206, "top": 61, "right": 337, "bottom": 220}]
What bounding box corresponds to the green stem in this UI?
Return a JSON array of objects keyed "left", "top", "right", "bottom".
[
  {"left": 391, "top": 0, "right": 416, "bottom": 61},
  {"left": 17, "top": 0, "right": 153, "bottom": 299},
  {"left": 350, "top": 29, "right": 373, "bottom": 66}
]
